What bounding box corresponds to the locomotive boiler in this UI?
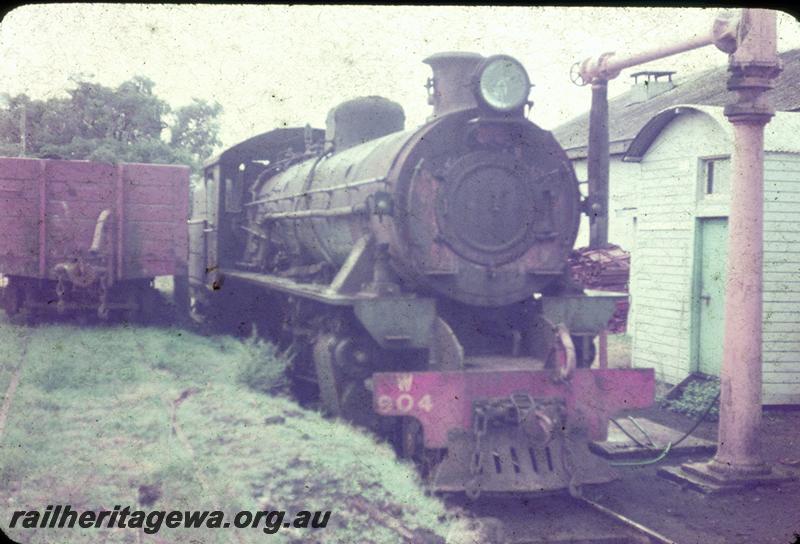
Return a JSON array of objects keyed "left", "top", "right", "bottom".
[{"left": 189, "top": 52, "right": 654, "bottom": 496}]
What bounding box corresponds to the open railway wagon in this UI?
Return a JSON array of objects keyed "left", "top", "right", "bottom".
[
  {"left": 0, "top": 157, "right": 190, "bottom": 322},
  {"left": 189, "top": 52, "right": 655, "bottom": 497}
]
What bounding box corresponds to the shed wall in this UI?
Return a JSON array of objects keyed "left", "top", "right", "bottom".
[
  {"left": 630, "top": 112, "right": 729, "bottom": 384},
  {"left": 763, "top": 153, "right": 800, "bottom": 404},
  {"left": 564, "top": 106, "right": 800, "bottom": 403}
]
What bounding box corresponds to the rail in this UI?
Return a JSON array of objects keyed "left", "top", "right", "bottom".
[{"left": 577, "top": 496, "right": 678, "bottom": 544}]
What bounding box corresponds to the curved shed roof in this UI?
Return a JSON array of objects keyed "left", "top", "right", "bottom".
[{"left": 623, "top": 105, "right": 800, "bottom": 162}]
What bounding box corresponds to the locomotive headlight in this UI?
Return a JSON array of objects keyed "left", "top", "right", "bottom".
[{"left": 473, "top": 55, "right": 531, "bottom": 113}]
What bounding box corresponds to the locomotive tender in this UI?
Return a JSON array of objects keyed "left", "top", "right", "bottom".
[{"left": 190, "top": 52, "right": 655, "bottom": 496}]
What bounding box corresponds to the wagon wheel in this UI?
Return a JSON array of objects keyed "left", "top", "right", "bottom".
[
  {"left": 7, "top": 283, "right": 35, "bottom": 325},
  {"left": 2, "top": 280, "right": 22, "bottom": 317},
  {"left": 137, "top": 284, "right": 163, "bottom": 325},
  {"left": 120, "top": 289, "right": 139, "bottom": 324}
]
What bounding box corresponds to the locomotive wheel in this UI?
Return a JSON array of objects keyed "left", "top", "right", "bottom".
[
  {"left": 312, "top": 333, "right": 377, "bottom": 428},
  {"left": 137, "top": 285, "right": 161, "bottom": 324},
  {"left": 400, "top": 418, "right": 445, "bottom": 481},
  {"left": 7, "top": 283, "right": 35, "bottom": 325},
  {"left": 313, "top": 334, "right": 342, "bottom": 416},
  {"left": 189, "top": 282, "right": 252, "bottom": 336}
]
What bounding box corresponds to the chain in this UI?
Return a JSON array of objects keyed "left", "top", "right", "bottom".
[
  {"left": 97, "top": 272, "right": 110, "bottom": 320},
  {"left": 560, "top": 434, "right": 583, "bottom": 498},
  {"left": 465, "top": 407, "right": 487, "bottom": 499},
  {"left": 55, "top": 271, "right": 67, "bottom": 315}
]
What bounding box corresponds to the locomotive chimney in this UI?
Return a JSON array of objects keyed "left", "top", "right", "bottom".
[{"left": 423, "top": 52, "right": 484, "bottom": 117}]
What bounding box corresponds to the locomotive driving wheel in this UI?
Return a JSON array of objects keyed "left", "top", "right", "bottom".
[
  {"left": 312, "top": 332, "right": 377, "bottom": 429},
  {"left": 400, "top": 417, "right": 446, "bottom": 482}
]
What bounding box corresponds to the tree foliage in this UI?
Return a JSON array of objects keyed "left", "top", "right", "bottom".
[{"left": 0, "top": 76, "right": 221, "bottom": 172}]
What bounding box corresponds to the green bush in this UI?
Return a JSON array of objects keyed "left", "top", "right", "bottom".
[
  {"left": 659, "top": 378, "right": 720, "bottom": 421},
  {"left": 236, "top": 335, "right": 291, "bottom": 394}
]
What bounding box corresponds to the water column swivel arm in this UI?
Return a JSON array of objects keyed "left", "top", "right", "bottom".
[
  {"left": 574, "top": 12, "right": 740, "bottom": 87},
  {"left": 573, "top": 11, "right": 740, "bottom": 250}
]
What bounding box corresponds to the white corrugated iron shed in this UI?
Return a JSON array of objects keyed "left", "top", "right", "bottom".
[
  {"left": 552, "top": 49, "right": 800, "bottom": 405},
  {"left": 620, "top": 105, "right": 800, "bottom": 404}
]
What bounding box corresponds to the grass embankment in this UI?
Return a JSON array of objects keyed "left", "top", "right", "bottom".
[{"left": 0, "top": 320, "right": 450, "bottom": 543}]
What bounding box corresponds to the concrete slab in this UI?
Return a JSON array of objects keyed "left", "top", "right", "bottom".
[
  {"left": 658, "top": 462, "right": 797, "bottom": 494},
  {"left": 589, "top": 417, "right": 716, "bottom": 460}
]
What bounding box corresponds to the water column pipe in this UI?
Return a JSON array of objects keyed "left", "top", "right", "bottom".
[
  {"left": 571, "top": 13, "right": 738, "bottom": 372},
  {"left": 681, "top": 9, "right": 790, "bottom": 489}
]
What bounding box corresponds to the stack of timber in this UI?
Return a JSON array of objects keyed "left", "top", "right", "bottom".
[{"left": 569, "top": 244, "right": 630, "bottom": 333}]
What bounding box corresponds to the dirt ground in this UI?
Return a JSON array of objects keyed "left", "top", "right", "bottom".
[
  {"left": 578, "top": 404, "right": 800, "bottom": 544},
  {"left": 450, "top": 405, "right": 800, "bottom": 544}
]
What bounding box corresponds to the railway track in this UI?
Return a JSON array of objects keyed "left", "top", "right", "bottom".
[
  {"left": 448, "top": 492, "right": 677, "bottom": 544},
  {"left": 0, "top": 326, "right": 31, "bottom": 443},
  {"left": 576, "top": 497, "right": 676, "bottom": 544}
]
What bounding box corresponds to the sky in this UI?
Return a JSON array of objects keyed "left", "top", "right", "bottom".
[{"left": 1, "top": 5, "right": 799, "bottom": 150}]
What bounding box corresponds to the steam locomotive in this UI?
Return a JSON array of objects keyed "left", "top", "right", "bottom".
[{"left": 189, "top": 52, "right": 654, "bottom": 496}]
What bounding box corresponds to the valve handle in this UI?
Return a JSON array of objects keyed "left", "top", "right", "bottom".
[{"left": 570, "top": 62, "right": 587, "bottom": 87}]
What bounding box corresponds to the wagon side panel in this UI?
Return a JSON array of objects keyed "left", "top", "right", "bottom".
[
  {"left": 122, "top": 164, "right": 190, "bottom": 279},
  {"left": 44, "top": 160, "right": 116, "bottom": 279},
  {"left": 0, "top": 158, "right": 43, "bottom": 277}
]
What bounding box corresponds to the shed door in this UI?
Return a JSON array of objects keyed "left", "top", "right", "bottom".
[{"left": 696, "top": 218, "right": 728, "bottom": 375}]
